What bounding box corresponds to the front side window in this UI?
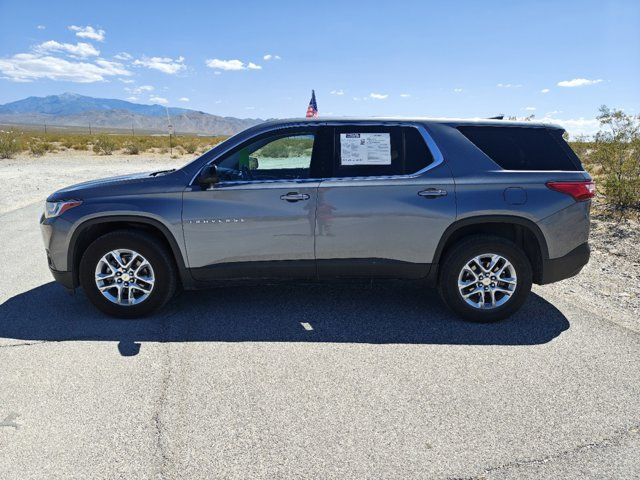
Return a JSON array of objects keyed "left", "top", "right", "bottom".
[{"left": 216, "top": 133, "right": 315, "bottom": 181}]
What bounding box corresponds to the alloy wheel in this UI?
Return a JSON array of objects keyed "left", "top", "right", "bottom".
[
  {"left": 457, "top": 253, "right": 517, "bottom": 309},
  {"left": 94, "top": 249, "right": 155, "bottom": 306}
]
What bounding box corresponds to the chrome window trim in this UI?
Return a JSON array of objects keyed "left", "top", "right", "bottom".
[{"left": 189, "top": 122, "right": 445, "bottom": 188}]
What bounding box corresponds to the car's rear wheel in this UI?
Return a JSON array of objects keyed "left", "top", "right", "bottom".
[
  {"left": 438, "top": 235, "right": 532, "bottom": 322},
  {"left": 79, "top": 230, "right": 177, "bottom": 318}
]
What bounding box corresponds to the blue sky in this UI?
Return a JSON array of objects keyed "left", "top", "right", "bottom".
[{"left": 0, "top": 0, "right": 638, "bottom": 136}]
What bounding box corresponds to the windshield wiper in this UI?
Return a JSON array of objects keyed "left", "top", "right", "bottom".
[{"left": 150, "top": 169, "right": 176, "bottom": 176}]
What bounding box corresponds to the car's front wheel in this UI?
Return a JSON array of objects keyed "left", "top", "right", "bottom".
[
  {"left": 438, "top": 235, "right": 532, "bottom": 322},
  {"left": 79, "top": 230, "right": 177, "bottom": 318}
]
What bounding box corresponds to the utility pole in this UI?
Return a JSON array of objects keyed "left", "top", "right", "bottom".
[
  {"left": 43, "top": 122, "right": 47, "bottom": 134},
  {"left": 89, "top": 122, "right": 92, "bottom": 135},
  {"left": 165, "top": 106, "right": 173, "bottom": 155},
  {"left": 131, "top": 120, "right": 135, "bottom": 137}
]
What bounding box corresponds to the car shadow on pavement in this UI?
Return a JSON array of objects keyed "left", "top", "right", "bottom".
[{"left": 0, "top": 281, "right": 569, "bottom": 356}]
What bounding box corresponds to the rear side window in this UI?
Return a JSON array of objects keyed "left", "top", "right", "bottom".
[
  {"left": 332, "top": 126, "right": 434, "bottom": 178},
  {"left": 457, "top": 126, "right": 582, "bottom": 171}
]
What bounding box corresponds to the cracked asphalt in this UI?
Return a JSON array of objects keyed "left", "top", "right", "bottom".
[{"left": 1, "top": 157, "right": 639, "bottom": 479}]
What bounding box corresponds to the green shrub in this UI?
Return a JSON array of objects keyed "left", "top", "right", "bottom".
[
  {"left": 123, "top": 141, "right": 140, "bottom": 155},
  {"left": 93, "top": 135, "right": 116, "bottom": 155},
  {"left": 29, "top": 139, "right": 48, "bottom": 156},
  {"left": 0, "top": 131, "right": 21, "bottom": 159},
  {"left": 592, "top": 106, "right": 640, "bottom": 210},
  {"left": 184, "top": 142, "right": 197, "bottom": 154}
]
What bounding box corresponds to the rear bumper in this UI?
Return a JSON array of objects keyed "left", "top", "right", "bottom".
[{"left": 539, "top": 242, "right": 590, "bottom": 285}]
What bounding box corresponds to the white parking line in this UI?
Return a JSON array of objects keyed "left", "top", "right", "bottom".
[{"left": 300, "top": 322, "right": 313, "bottom": 331}]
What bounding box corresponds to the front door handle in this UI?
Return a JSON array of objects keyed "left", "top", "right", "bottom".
[
  {"left": 280, "top": 192, "right": 310, "bottom": 202},
  {"left": 418, "top": 188, "right": 448, "bottom": 198}
]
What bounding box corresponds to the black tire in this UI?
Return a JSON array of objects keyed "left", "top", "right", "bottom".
[
  {"left": 438, "top": 235, "right": 532, "bottom": 322},
  {"left": 79, "top": 230, "right": 177, "bottom": 318}
]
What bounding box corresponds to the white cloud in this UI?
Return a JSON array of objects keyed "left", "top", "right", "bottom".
[
  {"left": 400, "top": 93, "right": 412, "bottom": 97},
  {"left": 178, "top": 97, "right": 189, "bottom": 102},
  {"left": 37, "top": 25, "right": 45, "bottom": 30},
  {"left": 119, "top": 78, "right": 134, "bottom": 84},
  {"left": 205, "top": 58, "right": 261, "bottom": 71},
  {"left": 0, "top": 53, "right": 130, "bottom": 82},
  {"left": 263, "top": 54, "right": 281, "bottom": 61},
  {"left": 68, "top": 25, "right": 105, "bottom": 42},
  {"left": 245, "top": 106, "right": 255, "bottom": 110},
  {"left": 126, "top": 84, "right": 154, "bottom": 94},
  {"left": 36, "top": 40, "right": 100, "bottom": 58},
  {"left": 497, "top": 83, "right": 523, "bottom": 88},
  {"left": 149, "top": 95, "right": 168, "bottom": 105},
  {"left": 206, "top": 59, "right": 244, "bottom": 70},
  {"left": 524, "top": 106, "right": 536, "bottom": 111},
  {"left": 557, "top": 78, "right": 603, "bottom": 87},
  {"left": 94, "top": 59, "right": 130, "bottom": 74},
  {"left": 369, "top": 92, "right": 388, "bottom": 100},
  {"left": 545, "top": 110, "right": 562, "bottom": 116},
  {"left": 330, "top": 89, "right": 345, "bottom": 95},
  {"left": 114, "top": 52, "right": 132, "bottom": 61},
  {"left": 453, "top": 89, "right": 463, "bottom": 93},
  {"left": 134, "top": 56, "right": 186, "bottom": 74},
  {"left": 126, "top": 96, "right": 138, "bottom": 101},
  {"left": 541, "top": 88, "right": 550, "bottom": 94}
]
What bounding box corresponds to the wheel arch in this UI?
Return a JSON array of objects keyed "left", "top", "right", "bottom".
[
  {"left": 429, "top": 215, "right": 549, "bottom": 285},
  {"left": 68, "top": 215, "right": 191, "bottom": 289}
]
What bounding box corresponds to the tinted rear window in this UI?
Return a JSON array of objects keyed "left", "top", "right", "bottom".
[{"left": 457, "top": 126, "right": 582, "bottom": 171}]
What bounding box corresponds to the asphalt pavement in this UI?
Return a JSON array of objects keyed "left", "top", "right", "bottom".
[{"left": 1, "top": 201, "right": 639, "bottom": 479}]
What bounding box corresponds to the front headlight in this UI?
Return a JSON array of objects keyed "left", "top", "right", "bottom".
[{"left": 44, "top": 200, "right": 83, "bottom": 219}]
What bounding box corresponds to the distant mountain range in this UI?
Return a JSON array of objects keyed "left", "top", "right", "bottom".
[{"left": 0, "top": 93, "right": 263, "bottom": 135}]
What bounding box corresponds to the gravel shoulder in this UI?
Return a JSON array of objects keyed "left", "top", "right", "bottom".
[{"left": 0, "top": 151, "right": 189, "bottom": 215}]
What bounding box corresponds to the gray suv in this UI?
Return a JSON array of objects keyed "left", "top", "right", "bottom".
[{"left": 40, "top": 118, "right": 593, "bottom": 321}]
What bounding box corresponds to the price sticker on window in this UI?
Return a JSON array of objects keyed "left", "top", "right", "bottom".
[{"left": 340, "top": 133, "right": 391, "bottom": 165}]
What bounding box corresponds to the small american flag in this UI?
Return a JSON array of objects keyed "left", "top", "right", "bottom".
[{"left": 306, "top": 90, "right": 318, "bottom": 118}]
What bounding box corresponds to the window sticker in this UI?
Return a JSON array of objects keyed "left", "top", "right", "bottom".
[{"left": 340, "top": 133, "right": 391, "bottom": 165}]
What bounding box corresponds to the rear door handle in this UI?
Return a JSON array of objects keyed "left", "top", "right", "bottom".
[
  {"left": 418, "top": 188, "right": 448, "bottom": 198},
  {"left": 280, "top": 192, "right": 310, "bottom": 202}
]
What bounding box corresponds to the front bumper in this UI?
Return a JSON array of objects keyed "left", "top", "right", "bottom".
[
  {"left": 41, "top": 212, "right": 76, "bottom": 290},
  {"left": 49, "top": 267, "right": 75, "bottom": 291},
  {"left": 539, "top": 242, "right": 590, "bottom": 285}
]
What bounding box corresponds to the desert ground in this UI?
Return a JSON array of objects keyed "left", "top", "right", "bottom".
[{"left": 0, "top": 152, "right": 639, "bottom": 479}]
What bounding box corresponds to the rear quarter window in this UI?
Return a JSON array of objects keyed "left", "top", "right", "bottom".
[{"left": 457, "top": 126, "right": 582, "bottom": 171}]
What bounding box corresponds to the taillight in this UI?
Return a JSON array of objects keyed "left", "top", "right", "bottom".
[{"left": 546, "top": 180, "right": 595, "bottom": 201}]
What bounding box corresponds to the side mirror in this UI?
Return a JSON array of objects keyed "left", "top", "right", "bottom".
[{"left": 197, "top": 164, "right": 219, "bottom": 188}]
